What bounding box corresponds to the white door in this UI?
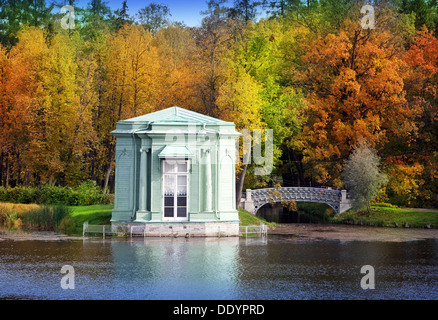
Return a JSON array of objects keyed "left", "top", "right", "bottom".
[{"left": 163, "top": 159, "right": 189, "bottom": 221}]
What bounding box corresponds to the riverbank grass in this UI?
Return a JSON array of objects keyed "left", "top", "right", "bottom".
[
  {"left": 238, "top": 208, "right": 274, "bottom": 227},
  {"left": 331, "top": 205, "right": 438, "bottom": 228},
  {"left": 0, "top": 203, "right": 71, "bottom": 231},
  {"left": 68, "top": 204, "right": 113, "bottom": 233}
]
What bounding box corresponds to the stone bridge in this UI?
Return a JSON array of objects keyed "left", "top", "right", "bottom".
[{"left": 239, "top": 187, "right": 352, "bottom": 215}]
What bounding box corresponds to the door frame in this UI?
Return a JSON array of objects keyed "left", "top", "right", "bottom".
[{"left": 161, "top": 159, "right": 190, "bottom": 222}]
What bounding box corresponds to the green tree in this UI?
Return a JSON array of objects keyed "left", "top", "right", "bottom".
[
  {"left": 136, "top": 2, "right": 171, "bottom": 34},
  {"left": 342, "top": 141, "right": 388, "bottom": 212},
  {"left": 398, "top": 0, "right": 438, "bottom": 32},
  {"left": 0, "top": 0, "right": 54, "bottom": 47},
  {"left": 232, "top": 0, "right": 261, "bottom": 21},
  {"left": 88, "top": 0, "right": 112, "bottom": 18},
  {"left": 81, "top": 0, "right": 112, "bottom": 33},
  {"left": 112, "top": 0, "right": 133, "bottom": 31}
]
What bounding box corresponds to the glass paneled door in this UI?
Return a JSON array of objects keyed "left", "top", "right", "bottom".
[{"left": 163, "top": 160, "right": 189, "bottom": 221}]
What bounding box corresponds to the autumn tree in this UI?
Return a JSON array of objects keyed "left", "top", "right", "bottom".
[
  {"left": 93, "top": 24, "right": 165, "bottom": 192},
  {"left": 154, "top": 23, "right": 201, "bottom": 110},
  {"left": 0, "top": 43, "right": 32, "bottom": 186},
  {"left": 294, "top": 13, "right": 421, "bottom": 186},
  {"left": 400, "top": 26, "right": 438, "bottom": 206},
  {"left": 217, "top": 18, "right": 307, "bottom": 203},
  {"left": 0, "top": 0, "right": 436, "bottom": 208},
  {"left": 193, "top": 2, "right": 239, "bottom": 117},
  {"left": 226, "top": 18, "right": 307, "bottom": 189},
  {"left": 216, "top": 65, "right": 266, "bottom": 204},
  {"left": 3, "top": 27, "right": 92, "bottom": 186}
]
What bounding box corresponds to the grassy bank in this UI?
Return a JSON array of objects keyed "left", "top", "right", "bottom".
[
  {"left": 1, "top": 203, "right": 269, "bottom": 234},
  {"left": 239, "top": 208, "right": 274, "bottom": 227},
  {"left": 331, "top": 205, "right": 438, "bottom": 228},
  {"left": 0, "top": 202, "right": 71, "bottom": 231},
  {"left": 2, "top": 202, "right": 436, "bottom": 236},
  {"left": 68, "top": 205, "right": 113, "bottom": 234},
  {"left": 0, "top": 202, "right": 113, "bottom": 234}
]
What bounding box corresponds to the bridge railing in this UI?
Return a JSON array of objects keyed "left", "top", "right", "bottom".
[{"left": 239, "top": 187, "right": 352, "bottom": 214}]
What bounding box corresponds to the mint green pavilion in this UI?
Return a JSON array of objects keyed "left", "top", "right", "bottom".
[{"left": 111, "top": 106, "right": 241, "bottom": 236}]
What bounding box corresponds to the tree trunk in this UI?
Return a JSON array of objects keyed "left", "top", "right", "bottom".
[
  {"left": 235, "top": 163, "right": 247, "bottom": 209},
  {"left": 48, "top": 175, "right": 56, "bottom": 187},
  {"left": 103, "top": 150, "right": 115, "bottom": 194},
  {"left": 5, "top": 156, "right": 10, "bottom": 188},
  {"left": 15, "top": 149, "right": 21, "bottom": 186},
  {"left": 0, "top": 152, "right": 3, "bottom": 187},
  {"left": 25, "top": 169, "right": 31, "bottom": 186}
]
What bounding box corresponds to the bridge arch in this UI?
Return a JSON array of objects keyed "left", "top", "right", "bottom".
[{"left": 240, "top": 187, "right": 352, "bottom": 215}]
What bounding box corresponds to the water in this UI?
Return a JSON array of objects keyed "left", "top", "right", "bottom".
[{"left": 0, "top": 236, "right": 437, "bottom": 300}]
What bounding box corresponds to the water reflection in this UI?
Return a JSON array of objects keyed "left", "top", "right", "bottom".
[
  {"left": 0, "top": 237, "right": 437, "bottom": 300},
  {"left": 110, "top": 238, "right": 240, "bottom": 299}
]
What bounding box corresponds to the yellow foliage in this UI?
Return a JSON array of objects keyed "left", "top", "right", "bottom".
[{"left": 386, "top": 162, "right": 425, "bottom": 205}]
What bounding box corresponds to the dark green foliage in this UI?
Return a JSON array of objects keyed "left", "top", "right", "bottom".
[
  {"left": 136, "top": 2, "right": 171, "bottom": 34},
  {"left": 0, "top": 180, "right": 111, "bottom": 206},
  {"left": 112, "top": 0, "right": 133, "bottom": 31},
  {"left": 294, "top": 202, "right": 333, "bottom": 223},
  {"left": 232, "top": 0, "right": 261, "bottom": 21},
  {"left": 398, "top": 0, "right": 438, "bottom": 32},
  {"left": 0, "top": 0, "right": 54, "bottom": 47}
]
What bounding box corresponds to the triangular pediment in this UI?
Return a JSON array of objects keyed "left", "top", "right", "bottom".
[{"left": 120, "top": 106, "right": 231, "bottom": 125}]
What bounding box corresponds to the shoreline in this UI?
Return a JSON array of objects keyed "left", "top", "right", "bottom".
[
  {"left": 269, "top": 223, "right": 438, "bottom": 242},
  {"left": 0, "top": 229, "right": 82, "bottom": 241},
  {"left": 2, "top": 223, "right": 438, "bottom": 242}
]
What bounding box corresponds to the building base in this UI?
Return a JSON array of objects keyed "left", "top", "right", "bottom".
[{"left": 111, "top": 221, "right": 240, "bottom": 237}]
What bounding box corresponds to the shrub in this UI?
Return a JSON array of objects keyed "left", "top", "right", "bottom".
[
  {"left": 342, "top": 140, "right": 388, "bottom": 212},
  {"left": 39, "top": 186, "right": 71, "bottom": 205},
  {"left": 372, "top": 202, "right": 399, "bottom": 208},
  {"left": 58, "top": 216, "right": 76, "bottom": 234},
  {"left": 17, "top": 187, "right": 35, "bottom": 204},
  {"left": 0, "top": 181, "right": 111, "bottom": 206},
  {"left": 4, "top": 211, "right": 22, "bottom": 230},
  {"left": 76, "top": 180, "right": 109, "bottom": 205}
]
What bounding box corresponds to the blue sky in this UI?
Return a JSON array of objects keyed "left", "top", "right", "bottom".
[
  {"left": 111, "top": 0, "right": 210, "bottom": 27},
  {"left": 76, "top": 0, "right": 211, "bottom": 27}
]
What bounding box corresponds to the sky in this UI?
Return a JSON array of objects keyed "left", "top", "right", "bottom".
[{"left": 76, "top": 0, "right": 211, "bottom": 27}]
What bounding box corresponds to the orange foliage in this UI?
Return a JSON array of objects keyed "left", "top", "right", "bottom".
[{"left": 295, "top": 18, "right": 421, "bottom": 185}]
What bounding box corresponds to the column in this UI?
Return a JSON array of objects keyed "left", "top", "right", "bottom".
[
  {"left": 205, "top": 149, "right": 212, "bottom": 212},
  {"left": 138, "top": 147, "right": 148, "bottom": 212}
]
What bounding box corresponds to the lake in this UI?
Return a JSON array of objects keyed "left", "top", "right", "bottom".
[{"left": 0, "top": 235, "right": 437, "bottom": 300}]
